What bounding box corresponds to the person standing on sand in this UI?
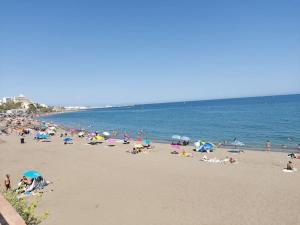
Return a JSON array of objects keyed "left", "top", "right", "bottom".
[
  {"left": 298, "top": 144, "right": 300, "bottom": 153},
  {"left": 265, "top": 140, "right": 271, "bottom": 151},
  {"left": 124, "top": 131, "right": 129, "bottom": 143},
  {"left": 4, "top": 174, "right": 11, "bottom": 191}
]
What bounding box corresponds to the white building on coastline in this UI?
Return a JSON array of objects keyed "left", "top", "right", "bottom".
[
  {"left": 13, "top": 94, "right": 33, "bottom": 109},
  {"left": 1, "top": 94, "right": 50, "bottom": 110},
  {"left": 2, "top": 97, "right": 14, "bottom": 104},
  {"left": 1, "top": 94, "right": 34, "bottom": 109}
]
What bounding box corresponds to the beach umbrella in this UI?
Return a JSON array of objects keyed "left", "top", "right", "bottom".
[
  {"left": 64, "top": 137, "right": 73, "bottom": 142},
  {"left": 181, "top": 136, "right": 190, "bottom": 141},
  {"left": 103, "top": 131, "right": 110, "bottom": 137},
  {"left": 172, "top": 135, "right": 181, "bottom": 140},
  {"left": 47, "top": 130, "right": 55, "bottom": 135},
  {"left": 142, "top": 138, "right": 150, "bottom": 146},
  {"left": 23, "top": 170, "right": 41, "bottom": 179},
  {"left": 231, "top": 140, "right": 245, "bottom": 147},
  {"left": 78, "top": 131, "right": 85, "bottom": 137},
  {"left": 36, "top": 133, "right": 49, "bottom": 139},
  {"left": 195, "top": 142, "right": 214, "bottom": 152}
]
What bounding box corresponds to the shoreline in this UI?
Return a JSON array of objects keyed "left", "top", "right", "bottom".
[
  {"left": 36, "top": 109, "right": 85, "bottom": 117},
  {"left": 34, "top": 117, "right": 299, "bottom": 153}
]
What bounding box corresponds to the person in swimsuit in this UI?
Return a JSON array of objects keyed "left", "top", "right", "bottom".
[
  {"left": 265, "top": 140, "right": 271, "bottom": 151},
  {"left": 4, "top": 174, "right": 11, "bottom": 191}
]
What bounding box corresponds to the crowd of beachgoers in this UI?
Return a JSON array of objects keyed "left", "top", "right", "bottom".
[
  {"left": 1, "top": 112, "right": 300, "bottom": 225},
  {"left": 1, "top": 113, "right": 299, "bottom": 197}
]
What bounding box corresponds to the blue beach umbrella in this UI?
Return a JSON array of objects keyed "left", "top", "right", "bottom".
[
  {"left": 142, "top": 138, "right": 150, "bottom": 146},
  {"left": 36, "top": 133, "right": 49, "bottom": 139},
  {"left": 195, "top": 142, "right": 214, "bottom": 152},
  {"left": 23, "top": 170, "right": 41, "bottom": 179},
  {"left": 64, "top": 137, "right": 73, "bottom": 142}
]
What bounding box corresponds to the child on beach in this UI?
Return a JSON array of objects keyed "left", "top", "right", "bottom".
[
  {"left": 287, "top": 161, "right": 294, "bottom": 171},
  {"left": 4, "top": 174, "right": 11, "bottom": 191}
]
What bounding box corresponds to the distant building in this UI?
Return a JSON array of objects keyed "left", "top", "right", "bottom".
[
  {"left": 53, "top": 106, "right": 65, "bottom": 112},
  {"left": 2, "top": 97, "right": 14, "bottom": 104},
  {"left": 13, "top": 94, "right": 33, "bottom": 109},
  {"left": 39, "top": 103, "right": 48, "bottom": 108}
]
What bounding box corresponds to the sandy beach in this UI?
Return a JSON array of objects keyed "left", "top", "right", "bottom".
[{"left": 1, "top": 129, "right": 300, "bottom": 225}]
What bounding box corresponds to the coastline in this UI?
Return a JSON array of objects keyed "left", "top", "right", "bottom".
[
  {"left": 36, "top": 109, "right": 85, "bottom": 117},
  {"left": 35, "top": 117, "right": 299, "bottom": 153}
]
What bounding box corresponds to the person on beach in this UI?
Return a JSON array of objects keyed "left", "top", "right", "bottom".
[
  {"left": 112, "top": 130, "right": 118, "bottom": 138},
  {"left": 4, "top": 174, "right": 11, "bottom": 191},
  {"left": 298, "top": 144, "right": 300, "bottom": 153},
  {"left": 123, "top": 132, "right": 130, "bottom": 144},
  {"left": 17, "top": 176, "right": 33, "bottom": 193},
  {"left": 286, "top": 161, "right": 294, "bottom": 170},
  {"left": 229, "top": 157, "right": 236, "bottom": 163},
  {"left": 265, "top": 140, "right": 271, "bottom": 151}
]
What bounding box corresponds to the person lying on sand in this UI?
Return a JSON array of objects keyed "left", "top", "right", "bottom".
[
  {"left": 16, "top": 176, "right": 33, "bottom": 193},
  {"left": 229, "top": 157, "right": 236, "bottom": 163}
]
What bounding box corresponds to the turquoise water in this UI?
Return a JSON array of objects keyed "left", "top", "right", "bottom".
[{"left": 41, "top": 94, "right": 300, "bottom": 150}]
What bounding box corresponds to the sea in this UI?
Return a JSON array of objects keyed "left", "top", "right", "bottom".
[{"left": 41, "top": 94, "right": 300, "bottom": 151}]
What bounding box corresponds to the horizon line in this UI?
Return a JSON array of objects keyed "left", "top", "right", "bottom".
[{"left": 84, "top": 93, "right": 300, "bottom": 109}]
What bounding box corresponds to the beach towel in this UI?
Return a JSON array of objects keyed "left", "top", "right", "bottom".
[
  {"left": 282, "top": 168, "right": 297, "bottom": 173},
  {"left": 179, "top": 152, "right": 192, "bottom": 157},
  {"left": 107, "top": 138, "right": 116, "bottom": 146}
]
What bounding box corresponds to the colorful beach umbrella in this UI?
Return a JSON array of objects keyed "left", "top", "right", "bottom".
[{"left": 23, "top": 170, "right": 41, "bottom": 179}]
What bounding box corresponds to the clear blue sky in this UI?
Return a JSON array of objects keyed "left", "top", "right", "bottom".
[{"left": 0, "top": 0, "right": 299, "bottom": 106}]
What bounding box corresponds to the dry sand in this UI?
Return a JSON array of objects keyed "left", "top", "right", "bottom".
[{"left": 1, "top": 133, "right": 300, "bottom": 225}]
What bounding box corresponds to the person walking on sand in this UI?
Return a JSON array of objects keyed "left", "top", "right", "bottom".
[
  {"left": 4, "top": 174, "right": 11, "bottom": 191},
  {"left": 265, "top": 140, "right": 272, "bottom": 151}
]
